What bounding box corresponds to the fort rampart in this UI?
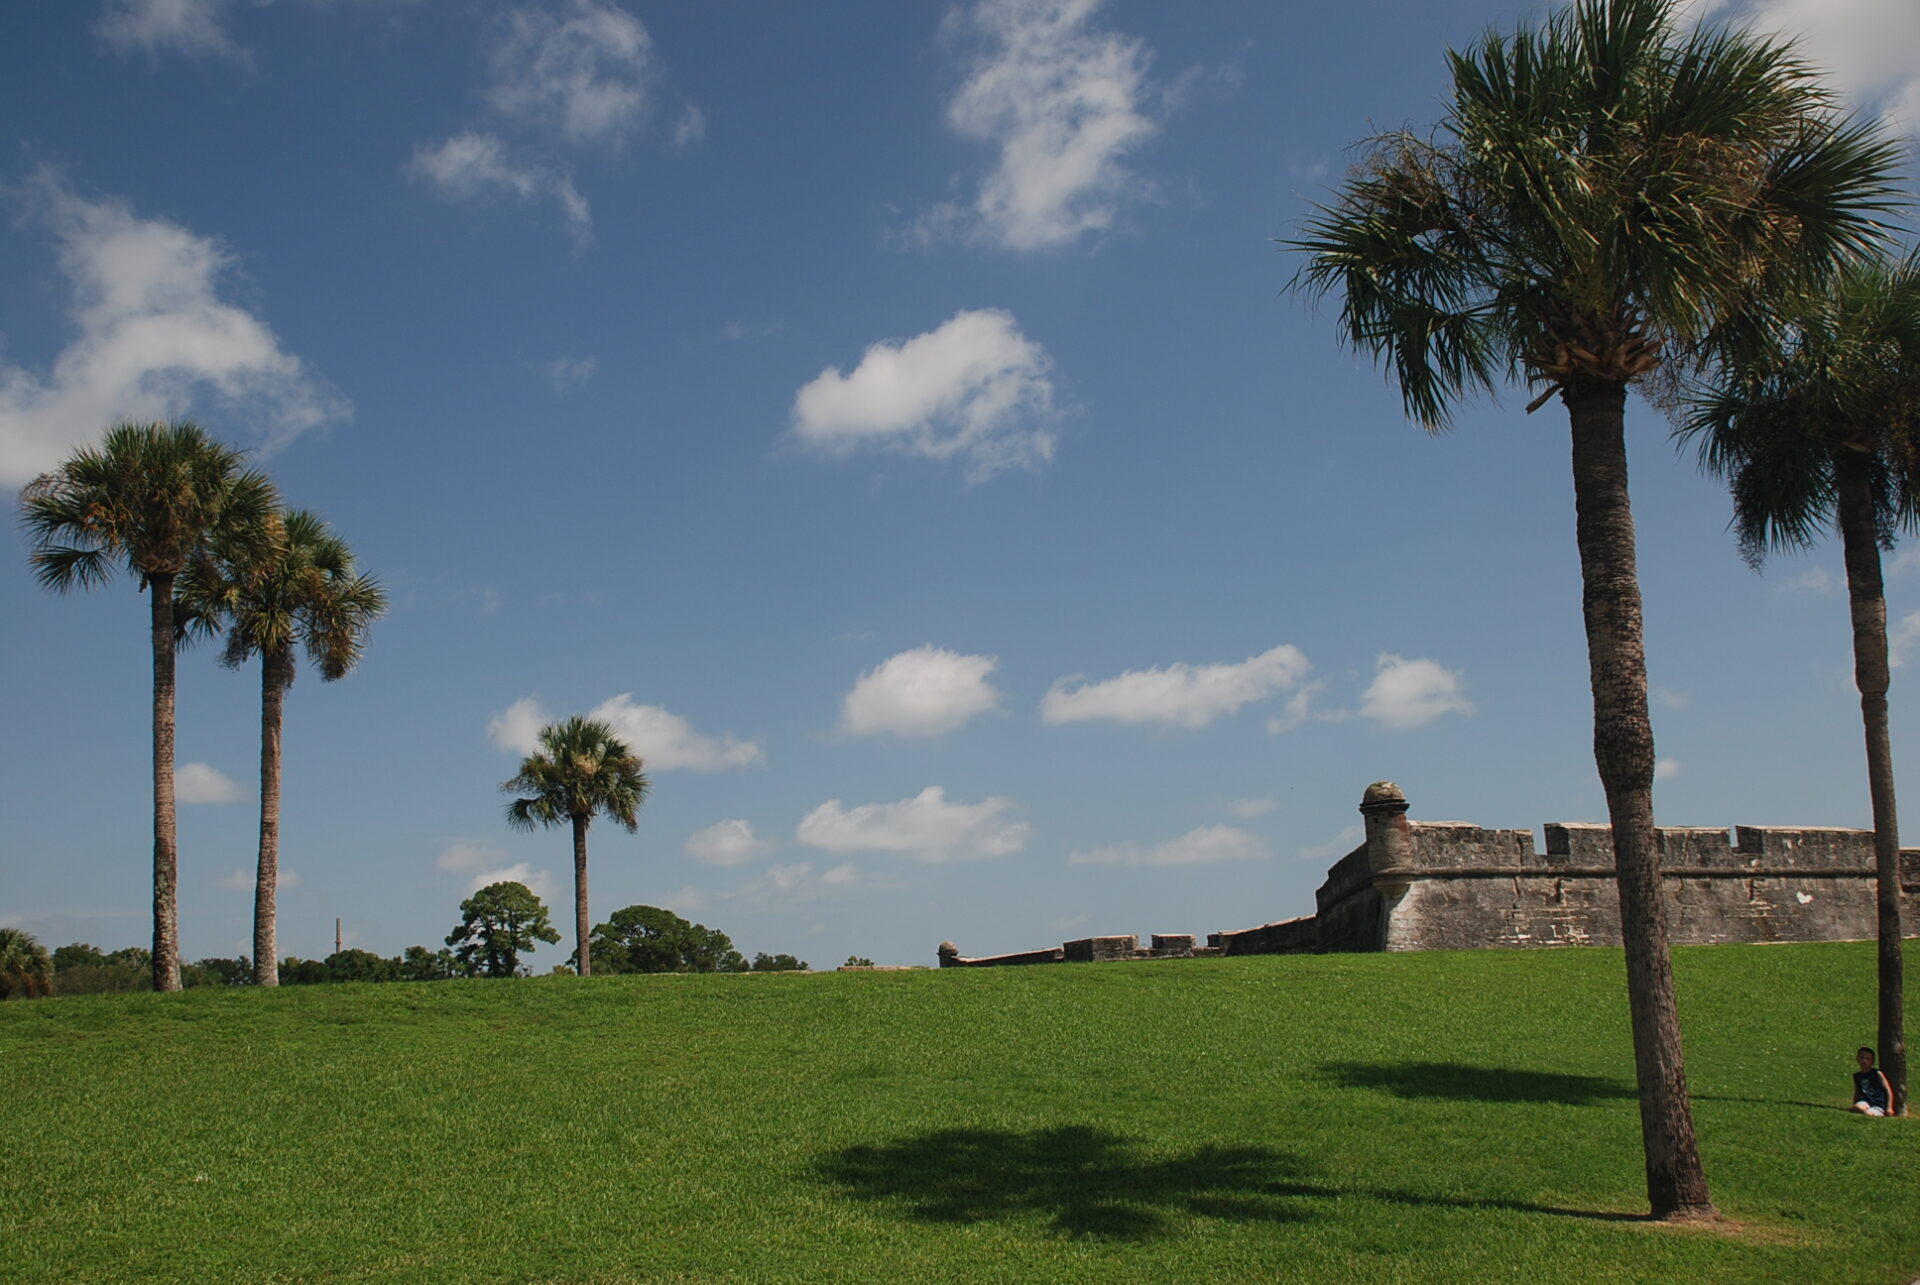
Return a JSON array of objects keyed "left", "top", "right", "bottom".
[{"left": 936, "top": 782, "right": 1920, "bottom": 966}]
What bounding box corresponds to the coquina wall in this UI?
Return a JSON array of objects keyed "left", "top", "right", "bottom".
[{"left": 938, "top": 781, "right": 1920, "bottom": 966}]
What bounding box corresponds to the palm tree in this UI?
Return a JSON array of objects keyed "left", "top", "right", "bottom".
[
  {"left": 1683, "top": 251, "right": 1920, "bottom": 1116},
  {"left": 1292, "top": 0, "right": 1901, "bottom": 1218},
  {"left": 0, "top": 927, "right": 53, "bottom": 1000},
  {"left": 181, "top": 509, "right": 387, "bottom": 987},
  {"left": 21, "top": 422, "right": 279, "bottom": 992},
  {"left": 502, "top": 717, "right": 649, "bottom": 978}
]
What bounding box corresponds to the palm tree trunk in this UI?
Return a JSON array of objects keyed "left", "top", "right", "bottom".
[
  {"left": 150, "top": 571, "right": 182, "bottom": 994},
  {"left": 1565, "top": 381, "right": 1714, "bottom": 1218},
  {"left": 1833, "top": 449, "right": 1908, "bottom": 1116},
  {"left": 254, "top": 648, "right": 292, "bottom": 987},
  {"left": 573, "top": 815, "right": 591, "bottom": 978}
]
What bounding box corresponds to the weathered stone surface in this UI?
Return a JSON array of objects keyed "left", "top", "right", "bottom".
[{"left": 934, "top": 783, "right": 1920, "bottom": 967}]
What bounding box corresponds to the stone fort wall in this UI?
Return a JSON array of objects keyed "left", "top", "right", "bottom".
[{"left": 936, "top": 782, "right": 1920, "bottom": 967}]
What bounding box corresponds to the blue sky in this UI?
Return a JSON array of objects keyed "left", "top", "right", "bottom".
[{"left": 4, "top": 0, "right": 1918, "bottom": 970}]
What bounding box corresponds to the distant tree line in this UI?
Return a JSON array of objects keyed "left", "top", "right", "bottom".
[{"left": 3, "top": 890, "right": 810, "bottom": 998}]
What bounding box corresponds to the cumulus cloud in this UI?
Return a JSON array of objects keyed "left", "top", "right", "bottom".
[
  {"left": 923, "top": 0, "right": 1158, "bottom": 250},
  {"left": 1655, "top": 758, "right": 1682, "bottom": 781},
  {"left": 1678, "top": 0, "right": 1920, "bottom": 134},
  {"left": 490, "top": 0, "right": 660, "bottom": 147},
  {"left": 796, "top": 786, "right": 1029, "bottom": 863},
  {"left": 543, "top": 354, "right": 597, "bottom": 394},
  {"left": 176, "top": 762, "right": 243, "bottom": 804},
  {"left": 1889, "top": 611, "right": 1920, "bottom": 667},
  {"left": 0, "top": 173, "right": 348, "bottom": 487},
  {"left": 792, "top": 309, "right": 1058, "bottom": 478},
  {"left": 407, "top": 132, "right": 592, "bottom": 245},
  {"left": 1069, "top": 824, "right": 1269, "bottom": 867},
  {"left": 96, "top": 0, "right": 245, "bottom": 60},
  {"left": 1358, "top": 654, "right": 1473, "bottom": 730},
  {"left": 1042, "top": 644, "right": 1311, "bottom": 729},
  {"left": 841, "top": 646, "right": 1002, "bottom": 738},
  {"left": 1230, "top": 797, "right": 1277, "bottom": 819},
  {"left": 487, "top": 694, "right": 762, "bottom": 770},
  {"left": 1295, "top": 824, "right": 1365, "bottom": 865},
  {"left": 434, "top": 841, "right": 556, "bottom": 901},
  {"left": 216, "top": 865, "right": 302, "bottom": 891},
  {"left": 685, "top": 819, "right": 772, "bottom": 867}
]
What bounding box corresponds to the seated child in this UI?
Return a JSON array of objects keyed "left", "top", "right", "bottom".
[{"left": 1852, "top": 1046, "right": 1893, "bottom": 1117}]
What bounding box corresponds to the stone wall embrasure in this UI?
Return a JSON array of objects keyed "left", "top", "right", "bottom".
[{"left": 935, "top": 781, "right": 1920, "bottom": 966}]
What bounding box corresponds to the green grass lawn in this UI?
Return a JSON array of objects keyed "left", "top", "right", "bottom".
[{"left": 4, "top": 942, "right": 1916, "bottom": 1284}]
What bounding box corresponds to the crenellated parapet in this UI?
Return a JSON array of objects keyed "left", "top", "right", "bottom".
[{"left": 935, "top": 782, "right": 1920, "bottom": 966}]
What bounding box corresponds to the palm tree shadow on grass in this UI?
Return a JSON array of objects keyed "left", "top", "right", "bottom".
[
  {"left": 814, "top": 1125, "right": 1316, "bottom": 1240},
  {"left": 1322, "top": 1060, "right": 1636, "bottom": 1106}
]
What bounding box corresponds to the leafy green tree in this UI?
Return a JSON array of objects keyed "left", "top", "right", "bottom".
[
  {"left": 587, "top": 905, "right": 748, "bottom": 974},
  {"left": 325, "top": 949, "right": 402, "bottom": 983},
  {"left": 843, "top": 956, "right": 876, "bottom": 968},
  {"left": 21, "top": 421, "right": 279, "bottom": 991},
  {"left": 502, "top": 717, "right": 649, "bottom": 978},
  {"left": 750, "top": 952, "right": 808, "bottom": 973},
  {"left": 277, "top": 957, "right": 329, "bottom": 985},
  {"left": 189, "top": 956, "right": 256, "bottom": 987},
  {"left": 181, "top": 509, "right": 385, "bottom": 987},
  {"left": 446, "top": 881, "right": 560, "bottom": 978},
  {"left": 49, "top": 943, "right": 151, "bottom": 994},
  {"left": 400, "top": 945, "right": 460, "bottom": 982},
  {"left": 1683, "top": 251, "right": 1920, "bottom": 1115},
  {"left": 1291, "top": 0, "right": 1900, "bottom": 1218},
  {"left": 0, "top": 927, "right": 53, "bottom": 1000}
]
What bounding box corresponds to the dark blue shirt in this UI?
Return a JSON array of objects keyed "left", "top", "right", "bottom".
[{"left": 1855, "top": 1068, "right": 1890, "bottom": 1110}]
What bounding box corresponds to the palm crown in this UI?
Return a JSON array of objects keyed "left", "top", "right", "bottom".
[
  {"left": 1292, "top": 0, "right": 1903, "bottom": 427},
  {"left": 503, "top": 717, "right": 650, "bottom": 832}
]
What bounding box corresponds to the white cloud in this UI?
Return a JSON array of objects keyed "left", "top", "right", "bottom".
[
  {"left": 1230, "top": 797, "right": 1277, "bottom": 819},
  {"left": 1655, "top": 758, "right": 1682, "bottom": 781},
  {"left": 216, "top": 865, "right": 301, "bottom": 891},
  {"left": 841, "top": 646, "right": 1002, "bottom": 737},
  {"left": 796, "top": 786, "right": 1029, "bottom": 863},
  {"left": 1778, "top": 566, "right": 1837, "bottom": 596},
  {"left": 1889, "top": 611, "right": 1920, "bottom": 667},
  {"left": 1266, "top": 679, "right": 1338, "bottom": 735},
  {"left": 1295, "top": 824, "right": 1365, "bottom": 865},
  {"left": 1651, "top": 687, "right": 1691, "bottom": 711},
  {"left": 96, "top": 0, "right": 245, "bottom": 60},
  {"left": 488, "top": 694, "right": 762, "bottom": 771},
  {"left": 819, "top": 862, "right": 861, "bottom": 887},
  {"left": 655, "top": 884, "right": 707, "bottom": 914},
  {"left": 1358, "top": 654, "right": 1473, "bottom": 730},
  {"left": 792, "top": 310, "right": 1058, "bottom": 479},
  {"left": 685, "top": 819, "right": 772, "bottom": 867},
  {"left": 1069, "top": 824, "right": 1269, "bottom": 867},
  {"left": 490, "top": 0, "right": 660, "bottom": 147},
  {"left": 544, "top": 355, "right": 597, "bottom": 394},
  {"left": 925, "top": 0, "right": 1158, "bottom": 250},
  {"left": 486, "top": 698, "right": 550, "bottom": 755},
  {"left": 1679, "top": 0, "right": 1920, "bottom": 136},
  {"left": 1043, "top": 644, "right": 1311, "bottom": 729},
  {"left": 176, "top": 762, "right": 243, "bottom": 804},
  {"left": 407, "top": 132, "right": 592, "bottom": 245},
  {"left": 0, "top": 173, "right": 348, "bottom": 487},
  {"left": 671, "top": 104, "right": 706, "bottom": 149},
  {"left": 436, "top": 845, "right": 556, "bottom": 902}
]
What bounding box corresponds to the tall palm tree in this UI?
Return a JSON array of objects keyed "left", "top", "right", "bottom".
[
  {"left": 181, "top": 508, "right": 387, "bottom": 987},
  {"left": 1683, "top": 251, "right": 1920, "bottom": 1116},
  {"left": 1292, "top": 0, "right": 1901, "bottom": 1218},
  {"left": 21, "top": 422, "right": 279, "bottom": 992},
  {"left": 502, "top": 717, "right": 649, "bottom": 978}
]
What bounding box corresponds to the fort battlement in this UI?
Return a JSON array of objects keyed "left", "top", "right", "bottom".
[{"left": 937, "top": 782, "right": 1920, "bottom": 966}]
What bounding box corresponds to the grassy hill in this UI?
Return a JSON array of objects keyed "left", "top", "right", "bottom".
[{"left": 3, "top": 942, "right": 1915, "bottom": 1284}]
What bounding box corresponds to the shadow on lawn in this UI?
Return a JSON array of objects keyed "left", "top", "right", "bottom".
[
  {"left": 1323, "top": 1060, "right": 1635, "bottom": 1106},
  {"left": 814, "top": 1124, "right": 1648, "bottom": 1239},
  {"left": 813, "top": 1125, "right": 1316, "bottom": 1239}
]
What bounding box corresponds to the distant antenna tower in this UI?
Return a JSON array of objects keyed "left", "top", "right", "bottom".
[{"left": 335, "top": 917, "right": 342, "bottom": 955}]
